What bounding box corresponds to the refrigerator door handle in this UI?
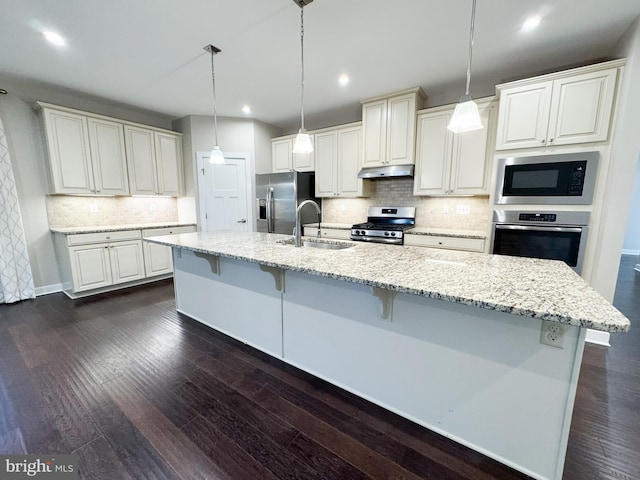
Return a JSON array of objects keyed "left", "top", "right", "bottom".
[{"left": 266, "top": 187, "right": 274, "bottom": 233}]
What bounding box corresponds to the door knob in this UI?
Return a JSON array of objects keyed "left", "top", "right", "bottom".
[{"left": 237, "top": 219, "right": 247, "bottom": 223}]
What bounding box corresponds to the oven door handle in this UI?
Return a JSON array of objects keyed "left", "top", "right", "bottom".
[{"left": 495, "top": 225, "right": 583, "bottom": 233}]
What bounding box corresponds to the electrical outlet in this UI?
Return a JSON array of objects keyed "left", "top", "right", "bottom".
[
  {"left": 442, "top": 205, "right": 449, "bottom": 214},
  {"left": 540, "top": 320, "right": 566, "bottom": 348},
  {"left": 89, "top": 204, "right": 98, "bottom": 213},
  {"left": 456, "top": 204, "right": 471, "bottom": 214},
  {"left": 149, "top": 203, "right": 157, "bottom": 211}
]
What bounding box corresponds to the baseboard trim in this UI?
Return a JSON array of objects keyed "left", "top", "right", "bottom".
[
  {"left": 621, "top": 249, "right": 640, "bottom": 256},
  {"left": 585, "top": 329, "right": 610, "bottom": 347},
  {"left": 35, "top": 283, "right": 63, "bottom": 296}
]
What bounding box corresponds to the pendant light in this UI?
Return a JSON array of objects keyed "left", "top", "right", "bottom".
[
  {"left": 204, "top": 44, "right": 225, "bottom": 164},
  {"left": 292, "top": 0, "right": 314, "bottom": 154},
  {"left": 448, "top": 0, "right": 483, "bottom": 133}
]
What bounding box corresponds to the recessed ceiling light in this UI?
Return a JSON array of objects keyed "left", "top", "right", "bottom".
[
  {"left": 242, "top": 105, "right": 251, "bottom": 114},
  {"left": 43, "top": 30, "right": 67, "bottom": 47},
  {"left": 521, "top": 16, "right": 541, "bottom": 32},
  {"left": 338, "top": 74, "right": 350, "bottom": 87}
]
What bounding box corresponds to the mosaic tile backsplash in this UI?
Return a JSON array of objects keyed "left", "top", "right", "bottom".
[
  {"left": 321, "top": 178, "right": 490, "bottom": 231},
  {"left": 46, "top": 196, "right": 179, "bottom": 228}
]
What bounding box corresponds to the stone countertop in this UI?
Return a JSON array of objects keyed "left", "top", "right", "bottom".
[
  {"left": 146, "top": 231, "right": 630, "bottom": 333},
  {"left": 50, "top": 222, "right": 197, "bottom": 235},
  {"left": 304, "top": 223, "right": 486, "bottom": 239}
]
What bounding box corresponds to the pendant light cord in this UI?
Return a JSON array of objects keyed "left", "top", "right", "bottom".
[
  {"left": 210, "top": 50, "right": 219, "bottom": 146},
  {"left": 464, "top": 0, "right": 477, "bottom": 97},
  {"left": 299, "top": 6, "right": 306, "bottom": 131}
]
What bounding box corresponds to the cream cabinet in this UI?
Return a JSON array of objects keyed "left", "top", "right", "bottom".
[
  {"left": 495, "top": 62, "right": 621, "bottom": 150},
  {"left": 314, "top": 123, "right": 370, "bottom": 198},
  {"left": 125, "top": 126, "right": 184, "bottom": 196},
  {"left": 302, "top": 227, "right": 351, "bottom": 240},
  {"left": 414, "top": 99, "right": 496, "bottom": 196},
  {"left": 361, "top": 87, "right": 426, "bottom": 168},
  {"left": 271, "top": 135, "right": 315, "bottom": 173},
  {"left": 404, "top": 234, "right": 485, "bottom": 252},
  {"left": 39, "top": 105, "right": 129, "bottom": 195},
  {"left": 142, "top": 225, "right": 197, "bottom": 277},
  {"left": 67, "top": 230, "right": 145, "bottom": 293}
]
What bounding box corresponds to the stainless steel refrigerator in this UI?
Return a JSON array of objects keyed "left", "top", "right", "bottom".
[{"left": 255, "top": 172, "right": 320, "bottom": 234}]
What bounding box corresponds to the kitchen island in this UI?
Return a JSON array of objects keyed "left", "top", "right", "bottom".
[{"left": 146, "top": 231, "right": 629, "bottom": 480}]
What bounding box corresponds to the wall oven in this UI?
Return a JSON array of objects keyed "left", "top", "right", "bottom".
[
  {"left": 492, "top": 210, "right": 590, "bottom": 274},
  {"left": 495, "top": 152, "right": 599, "bottom": 205}
]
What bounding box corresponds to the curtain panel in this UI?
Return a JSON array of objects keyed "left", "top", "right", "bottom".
[{"left": 0, "top": 116, "right": 35, "bottom": 303}]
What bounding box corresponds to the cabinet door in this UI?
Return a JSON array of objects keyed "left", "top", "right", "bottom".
[
  {"left": 69, "top": 243, "right": 112, "bottom": 292},
  {"left": 143, "top": 241, "right": 173, "bottom": 277},
  {"left": 109, "top": 240, "right": 145, "bottom": 285},
  {"left": 293, "top": 135, "right": 315, "bottom": 172},
  {"left": 87, "top": 118, "right": 129, "bottom": 195},
  {"left": 42, "top": 109, "right": 94, "bottom": 194},
  {"left": 337, "top": 127, "right": 362, "bottom": 197},
  {"left": 272, "top": 138, "right": 293, "bottom": 173},
  {"left": 314, "top": 131, "right": 337, "bottom": 197},
  {"left": 547, "top": 68, "right": 617, "bottom": 146},
  {"left": 125, "top": 126, "right": 158, "bottom": 195},
  {"left": 450, "top": 103, "right": 494, "bottom": 195},
  {"left": 387, "top": 93, "right": 417, "bottom": 165},
  {"left": 413, "top": 111, "right": 452, "bottom": 195},
  {"left": 155, "top": 132, "right": 184, "bottom": 196},
  {"left": 495, "top": 81, "right": 553, "bottom": 150},
  {"left": 362, "top": 99, "right": 387, "bottom": 167}
]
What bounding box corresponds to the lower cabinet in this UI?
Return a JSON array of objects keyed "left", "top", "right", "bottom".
[
  {"left": 404, "top": 234, "right": 485, "bottom": 252},
  {"left": 55, "top": 224, "right": 196, "bottom": 297},
  {"left": 302, "top": 227, "right": 351, "bottom": 240}
]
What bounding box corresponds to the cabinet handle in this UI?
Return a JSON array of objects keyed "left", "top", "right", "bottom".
[
  {"left": 438, "top": 241, "right": 443, "bottom": 245},
  {"left": 549, "top": 138, "right": 554, "bottom": 143},
  {"left": 541, "top": 140, "right": 546, "bottom": 144},
  {"left": 106, "top": 236, "right": 111, "bottom": 239}
]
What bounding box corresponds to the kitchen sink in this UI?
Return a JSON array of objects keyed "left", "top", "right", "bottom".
[{"left": 278, "top": 238, "right": 354, "bottom": 250}]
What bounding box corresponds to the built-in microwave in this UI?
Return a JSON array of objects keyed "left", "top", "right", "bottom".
[{"left": 494, "top": 152, "right": 599, "bottom": 205}]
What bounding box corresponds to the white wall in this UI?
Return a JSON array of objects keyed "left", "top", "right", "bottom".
[
  {"left": 0, "top": 75, "right": 175, "bottom": 293},
  {"left": 590, "top": 17, "right": 640, "bottom": 300},
  {"left": 622, "top": 159, "right": 640, "bottom": 254}
]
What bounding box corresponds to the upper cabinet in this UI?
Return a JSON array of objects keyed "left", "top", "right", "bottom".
[
  {"left": 495, "top": 60, "right": 623, "bottom": 151},
  {"left": 414, "top": 99, "right": 497, "bottom": 196},
  {"left": 39, "top": 105, "right": 129, "bottom": 195},
  {"left": 37, "top": 102, "right": 184, "bottom": 197},
  {"left": 314, "top": 123, "right": 370, "bottom": 198},
  {"left": 361, "top": 87, "right": 426, "bottom": 168},
  {"left": 271, "top": 135, "right": 314, "bottom": 173},
  {"left": 125, "top": 126, "right": 184, "bottom": 196}
]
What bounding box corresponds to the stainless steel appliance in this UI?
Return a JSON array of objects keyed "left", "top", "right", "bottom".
[
  {"left": 256, "top": 172, "right": 320, "bottom": 234},
  {"left": 351, "top": 207, "right": 415, "bottom": 245},
  {"left": 495, "top": 152, "right": 599, "bottom": 205},
  {"left": 492, "top": 210, "right": 590, "bottom": 274}
]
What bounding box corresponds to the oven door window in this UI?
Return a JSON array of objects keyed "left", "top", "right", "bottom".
[{"left": 493, "top": 227, "right": 582, "bottom": 267}]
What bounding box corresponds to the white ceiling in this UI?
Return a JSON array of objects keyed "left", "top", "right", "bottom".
[{"left": 1, "top": 0, "right": 639, "bottom": 131}]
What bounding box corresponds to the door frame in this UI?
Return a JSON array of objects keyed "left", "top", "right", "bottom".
[{"left": 196, "top": 151, "right": 254, "bottom": 232}]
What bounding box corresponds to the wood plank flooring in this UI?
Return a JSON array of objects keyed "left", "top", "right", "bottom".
[{"left": 0, "top": 256, "right": 638, "bottom": 479}]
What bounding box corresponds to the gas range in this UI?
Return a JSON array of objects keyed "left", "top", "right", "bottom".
[{"left": 351, "top": 207, "right": 415, "bottom": 245}]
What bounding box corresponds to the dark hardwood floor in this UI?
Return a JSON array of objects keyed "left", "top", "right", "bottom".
[{"left": 0, "top": 256, "right": 638, "bottom": 479}]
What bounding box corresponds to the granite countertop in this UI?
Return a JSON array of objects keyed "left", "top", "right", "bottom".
[
  {"left": 146, "top": 231, "right": 630, "bottom": 333},
  {"left": 50, "top": 222, "right": 197, "bottom": 235},
  {"left": 304, "top": 223, "right": 486, "bottom": 239}
]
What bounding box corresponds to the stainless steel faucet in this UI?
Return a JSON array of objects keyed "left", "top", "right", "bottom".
[{"left": 295, "top": 199, "right": 321, "bottom": 247}]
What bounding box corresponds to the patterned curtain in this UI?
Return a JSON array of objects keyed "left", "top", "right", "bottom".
[{"left": 0, "top": 117, "right": 35, "bottom": 303}]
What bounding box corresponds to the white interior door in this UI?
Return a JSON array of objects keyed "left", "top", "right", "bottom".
[{"left": 197, "top": 152, "right": 252, "bottom": 233}]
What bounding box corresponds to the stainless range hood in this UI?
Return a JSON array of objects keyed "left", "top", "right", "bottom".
[{"left": 357, "top": 164, "right": 414, "bottom": 179}]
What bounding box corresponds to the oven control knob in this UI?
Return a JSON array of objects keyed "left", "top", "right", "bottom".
[
  {"left": 390, "top": 232, "right": 396, "bottom": 237},
  {"left": 384, "top": 232, "right": 390, "bottom": 236}
]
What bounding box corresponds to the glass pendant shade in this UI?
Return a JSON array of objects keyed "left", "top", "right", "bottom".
[
  {"left": 293, "top": 129, "right": 313, "bottom": 154},
  {"left": 209, "top": 145, "right": 225, "bottom": 164},
  {"left": 448, "top": 96, "right": 483, "bottom": 133}
]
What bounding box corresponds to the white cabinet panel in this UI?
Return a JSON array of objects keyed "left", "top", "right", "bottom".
[
  {"left": 109, "top": 240, "right": 145, "bottom": 285},
  {"left": 271, "top": 135, "right": 315, "bottom": 173},
  {"left": 125, "top": 126, "right": 158, "bottom": 195},
  {"left": 69, "top": 244, "right": 112, "bottom": 292},
  {"left": 414, "top": 100, "right": 495, "bottom": 196},
  {"left": 87, "top": 118, "right": 129, "bottom": 195},
  {"left": 42, "top": 109, "right": 94, "bottom": 194},
  {"left": 314, "top": 131, "right": 338, "bottom": 196},
  {"left": 496, "top": 63, "right": 619, "bottom": 151},
  {"left": 362, "top": 99, "right": 387, "bottom": 167},
  {"left": 387, "top": 93, "right": 416, "bottom": 165},
  {"left": 404, "top": 235, "right": 485, "bottom": 252},
  {"left": 143, "top": 242, "right": 173, "bottom": 277},
  {"left": 155, "top": 132, "right": 184, "bottom": 196}
]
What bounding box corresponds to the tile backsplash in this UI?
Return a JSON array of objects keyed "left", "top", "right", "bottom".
[
  {"left": 46, "top": 196, "right": 179, "bottom": 228},
  {"left": 321, "top": 178, "right": 490, "bottom": 231}
]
